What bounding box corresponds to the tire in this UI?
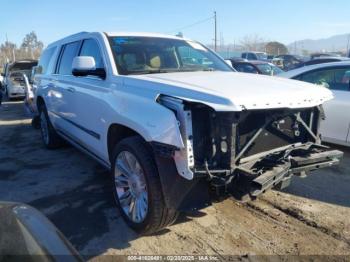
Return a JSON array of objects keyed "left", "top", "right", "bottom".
[
  {"left": 5, "top": 87, "right": 11, "bottom": 101},
  {"left": 111, "top": 136, "right": 178, "bottom": 234},
  {"left": 39, "top": 103, "right": 63, "bottom": 149}
]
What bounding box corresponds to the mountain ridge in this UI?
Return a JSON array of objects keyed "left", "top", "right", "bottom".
[{"left": 288, "top": 33, "right": 350, "bottom": 53}]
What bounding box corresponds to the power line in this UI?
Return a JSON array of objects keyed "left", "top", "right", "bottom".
[
  {"left": 214, "top": 11, "right": 217, "bottom": 51},
  {"left": 166, "top": 15, "right": 214, "bottom": 34}
]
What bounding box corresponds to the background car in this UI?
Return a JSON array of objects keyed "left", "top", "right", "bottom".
[
  {"left": 3, "top": 60, "right": 37, "bottom": 99},
  {"left": 229, "top": 60, "right": 284, "bottom": 75},
  {"left": 0, "top": 201, "right": 82, "bottom": 260},
  {"left": 267, "top": 54, "right": 275, "bottom": 61},
  {"left": 296, "top": 56, "right": 350, "bottom": 67},
  {"left": 272, "top": 54, "right": 309, "bottom": 71},
  {"left": 279, "top": 61, "right": 350, "bottom": 146},
  {"left": 241, "top": 51, "right": 268, "bottom": 61},
  {"left": 310, "top": 52, "right": 343, "bottom": 59}
]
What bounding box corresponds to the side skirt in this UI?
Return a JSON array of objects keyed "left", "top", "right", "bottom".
[{"left": 57, "top": 130, "right": 110, "bottom": 169}]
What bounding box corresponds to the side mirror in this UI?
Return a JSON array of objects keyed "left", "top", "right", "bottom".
[
  {"left": 225, "top": 59, "right": 233, "bottom": 67},
  {"left": 72, "top": 56, "right": 106, "bottom": 79}
]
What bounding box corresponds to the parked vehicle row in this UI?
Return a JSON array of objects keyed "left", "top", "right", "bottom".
[
  {"left": 231, "top": 52, "right": 350, "bottom": 72},
  {"left": 227, "top": 59, "right": 284, "bottom": 76},
  {"left": 297, "top": 56, "right": 350, "bottom": 67},
  {"left": 32, "top": 31, "right": 342, "bottom": 234}
]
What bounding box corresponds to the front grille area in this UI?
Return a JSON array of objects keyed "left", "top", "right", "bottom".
[{"left": 190, "top": 104, "right": 320, "bottom": 172}]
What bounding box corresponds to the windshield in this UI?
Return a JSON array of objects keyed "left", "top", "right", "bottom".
[
  {"left": 256, "top": 63, "right": 284, "bottom": 76},
  {"left": 256, "top": 53, "right": 268, "bottom": 60},
  {"left": 108, "top": 36, "right": 233, "bottom": 75}
]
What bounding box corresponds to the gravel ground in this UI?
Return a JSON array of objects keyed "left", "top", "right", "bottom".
[{"left": 0, "top": 100, "right": 349, "bottom": 260}]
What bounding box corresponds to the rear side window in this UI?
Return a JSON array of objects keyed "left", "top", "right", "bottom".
[
  {"left": 57, "top": 41, "right": 81, "bottom": 75},
  {"left": 299, "top": 67, "right": 350, "bottom": 91},
  {"left": 79, "top": 39, "right": 104, "bottom": 69},
  {"left": 247, "top": 53, "right": 256, "bottom": 60},
  {"left": 37, "top": 47, "right": 56, "bottom": 74},
  {"left": 234, "top": 63, "right": 258, "bottom": 74}
]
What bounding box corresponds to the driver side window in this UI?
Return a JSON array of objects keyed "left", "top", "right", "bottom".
[{"left": 79, "top": 39, "right": 104, "bottom": 69}]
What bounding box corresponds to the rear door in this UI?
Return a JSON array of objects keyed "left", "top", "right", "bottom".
[
  {"left": 297, "top": 66, "right": 350, "bottom": 144},
  {"left": 52, "top": 41, "right": 82, "bottom": 137},
  {"left": 34, "top": 46, "right": 58, "bottom": 121}
]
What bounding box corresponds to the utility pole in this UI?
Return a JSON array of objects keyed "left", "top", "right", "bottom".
[
  {"left": 346, "top": 34, "right": 350, "bottom": 57},
  {"left": 214, "top": 11, "right": 217, "bottom": 51}
]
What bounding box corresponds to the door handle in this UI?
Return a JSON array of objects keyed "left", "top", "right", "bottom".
[{"left": 65, "top": 87, "right": 76, "bottom": 93}]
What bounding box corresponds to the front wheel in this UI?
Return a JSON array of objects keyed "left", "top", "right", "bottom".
[{"left": 111, "top": 136, "right": 178, "bottom": 234}]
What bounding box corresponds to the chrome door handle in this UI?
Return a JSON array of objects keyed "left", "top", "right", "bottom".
[{"left": 66, "top": 87, "right": 76, "bottom": 93}]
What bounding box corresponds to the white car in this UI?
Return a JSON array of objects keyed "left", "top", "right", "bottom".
[
  {"left": 279, "top": 61, "right": 350, "bottom": 146},
  {"left": 3, "top": 60, "right": 38, "bottom": 99},
  {"left": 34, "top": 32, "right": 342, "bottom": 234}
]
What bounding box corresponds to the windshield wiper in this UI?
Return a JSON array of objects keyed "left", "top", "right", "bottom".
[
  {"left": 201, "top": 67, "right": 215, "bottom": 71},
  {"left": 127, "top": 67, "right": 216, "bottom": 75},
  {"left": 128, "top": 69, "right": 170, "bottom": 75}
]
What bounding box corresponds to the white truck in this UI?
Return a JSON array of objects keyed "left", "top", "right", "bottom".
[{"left": 33, "top": 32, "right": 342, "bottom": 234}]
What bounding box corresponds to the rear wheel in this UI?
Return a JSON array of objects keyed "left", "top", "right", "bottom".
[
  {"left": 111, "top": 136, "right": 178, "bottom": 234},
  {"left": 39, "top": 103, "right": 63, "bottom": 149}
]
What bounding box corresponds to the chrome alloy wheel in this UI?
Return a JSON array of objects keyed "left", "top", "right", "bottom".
[
  {"left": 40, "top": 111, "right": 49, "bottom": 145},
  {"left": 114, "top": 151, "right": 148, "bottom": 223}
]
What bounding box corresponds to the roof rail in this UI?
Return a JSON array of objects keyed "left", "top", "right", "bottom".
[
  {"left": 65, "top": 31, "right": 89, "bottom": 38},
  {"left": 46, "top": 31, "right": 90, "bottom": 48}
]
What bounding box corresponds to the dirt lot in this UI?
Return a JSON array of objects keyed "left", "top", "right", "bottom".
[{"left": 0, "top": 100, "right": 350, "bottom": 260}]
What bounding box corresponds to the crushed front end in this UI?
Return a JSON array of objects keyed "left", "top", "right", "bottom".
[
  {"left": 189, "top": 102, "right": 343, "bottom": 201},
  {"left": 158, "top": 96, "right": 343, "bottom": 206}
]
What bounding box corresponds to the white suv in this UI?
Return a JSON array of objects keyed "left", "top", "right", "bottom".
[
  {"left": 34, "top": 32, "right": 342, "bottom": 234},
  {"left": 3, "top": 60, "right": 38, "bottom": 99}
]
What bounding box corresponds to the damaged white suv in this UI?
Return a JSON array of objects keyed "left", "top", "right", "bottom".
[{"left": 34, "top": 32, "right": 343, "bottom": 234}]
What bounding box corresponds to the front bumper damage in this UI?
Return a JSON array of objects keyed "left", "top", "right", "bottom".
[
  {"left": 156, "top": 96, "right": 343, "bottom": 210},
  {"left": 228, "top": 143, "right": 343, "bottom": 200}
]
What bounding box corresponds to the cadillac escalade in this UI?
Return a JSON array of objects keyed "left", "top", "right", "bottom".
[{"left": 33, "top": 32, "right": 343, "bottom": 234}]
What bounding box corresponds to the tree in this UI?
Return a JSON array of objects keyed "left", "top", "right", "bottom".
[
  {"left": 301, "top": 49, "right": 309, "bottom": 56},
  {"left": 20, "top": 31, "right": 43, "bottom": 59},
  {"left": 240, "top": 34, "right": 265, "bottom": 51},
  {"left": 0, "top": 41, "right": 17, "bottom": 65},
  {"left": 265, "top": 41, "right": 288, "bottom": 55}
]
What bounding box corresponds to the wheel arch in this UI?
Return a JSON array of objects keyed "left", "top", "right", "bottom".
[
  {"left": 107, "top": 123, "right": 145, "bottom": 162},
  {"left": 36, "top": 95, "right": 45, "bottom": 110}
]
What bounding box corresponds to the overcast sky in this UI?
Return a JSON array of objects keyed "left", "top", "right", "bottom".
[{"left": 1, "top": 0, "right": 350, "bottom": 46}]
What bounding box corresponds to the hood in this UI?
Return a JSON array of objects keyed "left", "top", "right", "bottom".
[
  {"left": 127, "top": 71, "right": 333, "bottom": 111},
  {"left": 9, "top": 61, "right": 37, "bottom": 72}
]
